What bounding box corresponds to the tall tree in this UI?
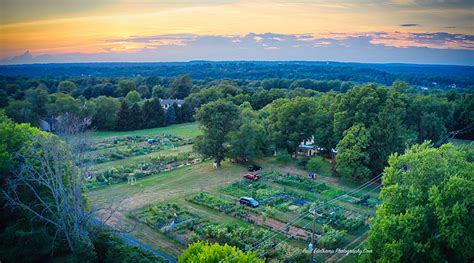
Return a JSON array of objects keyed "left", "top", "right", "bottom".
[
  {"left": 335, "top": 124, "right": 371, "bottom": 180},
  {"left": 170, "top": 75, "right": 192, "bottom": 99},
  {"left": 116, "top": 80, "right": 136, "bottom": 97},
  {"left": 173, "top": 103, "right": 183, "bottom": 123},
  {"left": 46, "top": 93, "right": 81, "bottom": 116},
  {"left": 166, "top": 106, "right": 177, "bottom": 124},
  {"left": 193, "top": 99, "right": 240, "bottom": 167},
  {"left": 142, "top": 98, "right": 165, "bottom": 128},
  {"left": 228, "top": 103, "right": 267, "bottom": 162},
  {"left": 365, "top": 143, "right": 474, "bottom": 262},
  {"left": 265, "top": 97, "right": 318, "bottom": 158},
  {"left": 116, "top": 101, "right": 132, "bottom": 131},
  {"left": 92, "top": 96, "right": 120, "bottom": 131},
  {"left": 125, "top": 90, "right": 141, "bottom": 104},
  {"left": 3, "top": 114, "right": 95, "bottom": 258},
  {"left": 57, "top": 80, "right": 76, "bottom": 94},
  {"left": 128, "top": 103, "right": 143, "bottom": 130},
  {"left": 25, "top": 85, "right": 49, "bottom": 117}
]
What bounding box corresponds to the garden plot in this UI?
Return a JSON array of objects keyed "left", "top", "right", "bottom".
[
  {"left": 132, "top": 201, "right": 307, "bottom": 261},
  {"left": 213, "top": 172, "right": 370, "bottom": 250},
  {"left": 88, "top": 151, "right": 201, "bottom": 188},
  {"left": 88, "top": 134, "right": 190, "bottom": 165},
  {"left": 132, "top": 203, "right": 204, "bottom": 245},
  {"left": 86, "top": 134, "right": 199, "bottom": 189}
]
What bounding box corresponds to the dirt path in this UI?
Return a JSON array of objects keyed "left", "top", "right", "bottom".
[{"left": 248, "top": 214, "right": 311, "bottom": 240}]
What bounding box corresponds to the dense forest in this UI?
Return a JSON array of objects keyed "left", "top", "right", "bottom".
[{"left": 1, "top": 61, "right": 473, "bottom": 89}]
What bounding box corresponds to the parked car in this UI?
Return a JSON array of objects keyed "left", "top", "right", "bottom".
[
  {"left": 247, "top": 164, "right": 262, "bottom": 172},
  {"left": 243, "top": 172, "right": 260, "bottom": 181},
  {"left": 239, "top": 197, "right": 259, "bottom": 208},
  {"left": 147, "top": 138, "right": 158, "bottom": 144}
]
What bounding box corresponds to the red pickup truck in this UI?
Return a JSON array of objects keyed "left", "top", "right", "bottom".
[{"left": 243, "top": 172, "right": 260, "bottom": 181}]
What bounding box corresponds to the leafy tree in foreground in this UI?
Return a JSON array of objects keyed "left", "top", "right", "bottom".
[
  {"left": 194, "top": 99, "right": 240, "bottom": 167},
  {"left": 364, "top": 142, "right": 474, "bottom": 262},
  {"left": 178, "top": 241, "right": 263, "bottom": 263},
  {"left": 336, "top": 124, "right": 371, "bottom": 180}
]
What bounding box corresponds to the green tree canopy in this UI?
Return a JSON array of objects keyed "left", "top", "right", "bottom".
[
  {"left": 365, "top": 142, "right": 474, "bottom": 262},
  {"left": 171, "top": 75, "right": 192, "bottom": 99},
  {"left": 117, "top": 80, "right": 136, "bottom": 97},
  {"left": 336, "top": 123, "right": 371, "bottom": 180},
  {"left": 194, "top": 99, "right": 240, "bottom": 167},
  {"left": 265, "top": 97, "right": 318, "bottom": 157},
  {"left": 142, "top": 98, "right": 165, "bottom": 128},
  {"left": 125, "top": 90, "right": 141, "bottom": 104},
  {"left": 228, "top": 102, "right": 267, "bottom": 162},
  {"left": 57, "top": 80, "right": 76, "bottom": 94},
  {"left": 92, "top": 96, "right": 120, "bottom": 130},
  {"left": 178, "top": 241, "right": 263, "bottom": 263}
]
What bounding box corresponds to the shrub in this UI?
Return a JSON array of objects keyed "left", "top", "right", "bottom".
[
  {"left": 276, "top": 154, "right": 292, "bottom": 164},
  {"left": 317, "top": 225, "right": 345, "bottom": 249},
  {"left": 306, "top": 157, "right": 323, "bottom": 173},
  {"left": 179, "top": 241, "right": 263, "bottom": 263}
]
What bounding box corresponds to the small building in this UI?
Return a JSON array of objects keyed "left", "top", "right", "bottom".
[
  {"left": 159, "top": 99, "right": 184, "bottom": 110},
  {"left": 298, "top": 145, "right": 318, "bottom": 156}
]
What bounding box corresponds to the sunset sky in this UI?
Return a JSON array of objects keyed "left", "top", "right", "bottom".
[{"left": 1, "top": 0, "right": 473, "bottom": 64}]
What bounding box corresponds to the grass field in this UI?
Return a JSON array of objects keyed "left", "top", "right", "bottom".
[{"left": 91, "top": 122, "right": 201, "bottom": 139}]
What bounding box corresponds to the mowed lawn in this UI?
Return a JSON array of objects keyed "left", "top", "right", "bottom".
[{"left": 91, "top": 122, "right": 201, "bottom": 140}]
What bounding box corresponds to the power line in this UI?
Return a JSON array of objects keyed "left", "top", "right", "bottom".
[
  {"left": 258, "top": 183, "right": 383, "bottom": 260},
  {"left": 246, "top": 173, "right": 382, "bottom": 251},
  {"left": 237, "top": 173, "right": 383, "bottom": 262}
]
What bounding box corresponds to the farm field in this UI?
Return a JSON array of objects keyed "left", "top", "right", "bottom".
[{"left": 87, "top": 123, "right": 381, "bottom": 262}]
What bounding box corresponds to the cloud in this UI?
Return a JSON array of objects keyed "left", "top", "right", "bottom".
[
  {"left": 400, "top": 23, "right": 419, "bottom": 27},
  {"left": 2, "top": 31, "right": 473, "bottom": 65}
]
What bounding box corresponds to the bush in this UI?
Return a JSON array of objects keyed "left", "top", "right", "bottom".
[
  {"left": 179, "top": 241, "right": 263, "bottom": 263},
  {"left": 276, "top": 154, "right": 292, "bottom": 164},
  {"left": 297, "top": 157, "right": 309, "bottom": 168},
  {"left": 317, "top": 225, "right": 345, "bottom": 249},
  {"left": 306, "top": 157, "right": 323, "bottom": 173}
]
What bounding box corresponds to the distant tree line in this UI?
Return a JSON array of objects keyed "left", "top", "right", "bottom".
[{"left": 1, "top": 61, "right": 473, "bottom": 89}]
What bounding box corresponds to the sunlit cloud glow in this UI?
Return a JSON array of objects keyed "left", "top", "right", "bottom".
[{"left": 0, "top": 0, "right": 473, "bottom": 64}]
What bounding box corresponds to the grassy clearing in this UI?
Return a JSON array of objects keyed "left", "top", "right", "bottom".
[{"left": 91, "top": 122, "right": 201, "bottom": 140}]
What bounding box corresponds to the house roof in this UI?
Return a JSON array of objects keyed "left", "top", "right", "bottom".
[{"left": 159, "top": 99, "right": 184, "bottom": 106}]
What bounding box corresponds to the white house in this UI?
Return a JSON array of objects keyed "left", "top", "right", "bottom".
[{"left": 159, "top": 99, "right": 184, "bottom": 110}]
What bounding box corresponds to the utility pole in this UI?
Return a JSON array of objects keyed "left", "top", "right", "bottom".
[{"left": 310, "top": 209, "right": 318, "bottom": 263}]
